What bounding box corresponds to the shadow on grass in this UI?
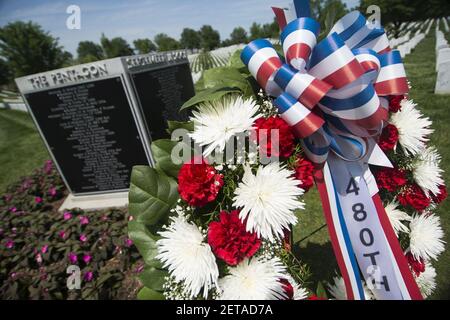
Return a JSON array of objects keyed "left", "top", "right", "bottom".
[{"left": 293, "top": 241, "right": 338, "bottom": 290}]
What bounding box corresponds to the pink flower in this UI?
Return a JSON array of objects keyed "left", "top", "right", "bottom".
[
  {"left": 124, "top": 238, "right": 133, "bottom": 247},
  {"left": 63, "top": 211, "right": 72, "bottom": 220},
  {"left": 79, "top": 234, "right": 88, "bottom": 243},
  {"left": 36, "top": 253, "right": 43, "bottom": 264},
  {"left": 58, "top": 230, "right": 66, "bottom": 239},
  {"left": 48, "top": 187, "right": 57, "bottom": 197},
  {"left": 84, "top": 271, "right": 93, "bottom": 282},
  {"left": 21, "top": 180, "right": 31, "bottom": 190},
  {"left": 135, "top": 264, "right": 144, "bottom": 274},
  {"left": 79, "top": 216, "right": 89, "bottom": 225},
  {"left": 9, "top": 207, "right": 17, "bottom": 213},
  {"left": 83, "top": 254, "right": 92, "bottom": 264},
  {"left": 44, "top": 160, "right": 53, "bottom": 174},
  {"left": 34, "top": 197, "right": 43, "bottom": 204},
  {"left": 5, "top": 239, "right": 14, "bottom": 249},
  {"left": 41, "top": 245, "right": 49, "bottom": 254},
  {"left": 68, "top": 252, "right": 78, "bottom": 264}
]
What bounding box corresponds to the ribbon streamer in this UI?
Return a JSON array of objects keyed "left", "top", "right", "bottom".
[{"left": 241, "top": 1, "right": 422, "bottom": 300}]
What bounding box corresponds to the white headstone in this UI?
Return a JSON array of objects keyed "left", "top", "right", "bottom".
[
  {"left": 437, "top": 48, "right": 450, "bottom": 71},
  {"left": 443, "top": 18, "right": 449, "bottom": 32},
  {"left": 437, "top": 42, "right": 449, "bottom": 51},
  {"left": 435, "top": 60, "right": 450, "bottom": 94}
]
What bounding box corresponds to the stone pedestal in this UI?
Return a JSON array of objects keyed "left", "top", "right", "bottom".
[{"left": 59, "top": 192, "right": 129, "bottom": 212}]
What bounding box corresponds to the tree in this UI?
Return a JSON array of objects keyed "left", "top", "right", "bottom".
[
  {"left": 0, "top": 21, "right": 71, "bottom": 77},
  {"left": 229, "top": 27, "right": 248, "bottom": 45},
  {"left": 359, "top": 0, "right": 413, "bottom": 37},
  {"left": 0, "top": 58, "right": 12, "bottom": 86},
  {"left": 318, "top": 0, "right": 348, "bottom": 35},
  {"left": 249, "top": 22, "right": 262, "bottom": 41},
  {"left": 77, "top": 41, "right": 104, "bottom": 63},
  {"left": 360, "top": 0, "right": 450, "bottom": 37},
  {"left": 100, "top": 34, "right": 134, "bottom": 58},
  {"left": 133, "top": 38, "right": 157, "bottom": 54},
  {"left": 180, "top": 28, "right": 201, "bottom": 49},
  {"left": 261, "top": 20, "right": 279, "bottom": 39},
  {"left": 221, "top": 39, "right": 233, "bottom": 47},
  {"left": 199, "top": 25, "right": 220, "bottom": 50},
  {"left": 154, "top": 33, "right": 180, "bottom": 51}
]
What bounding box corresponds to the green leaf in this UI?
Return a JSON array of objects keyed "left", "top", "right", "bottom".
[
  {"left": 139, "top": 266, "right": 168, "bottom": 291},
  {"left": 180, "top": 86, "right": 241, "bottom": 111},
  {"left": 128, "top": 220, "right": 162, "bottom": 267},
  {"left": 128, "top": 166, "right": 179, "bottom": 225},
  {"left": 137, "top": 287, "right": 165, "bottom": 300},
  {"left": 167, "top": 120, "right": 194, "bottom": 134},
  {"left": 316, "top": 281, "right": 328, "bottom": 299},
  {"left": 228, "top": 49, "right": 245, "bottom": 69},
  {"left": 151, "top": 139, "right": 181, "bottom": 178},
  {"left": 202, "top": 67, "right": 250, "bottom": 92}
]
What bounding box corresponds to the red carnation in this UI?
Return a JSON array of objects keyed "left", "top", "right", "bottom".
[
  {"left": 432, "top": 185, "right": 448, "bottom": 204},
  {"left": 178, "top": 158, "right": 223, "bottom": 207},
  {"left": 374, "top": 167, "right": 408, "bottom": 192},
  {"left": 397, "top": 184, "right": 431, "bottom": 212},
  {"left": 207, "top": 210, "right": 261, "bottom": 266},
  {"left": 307, "top": 295, "right": 327, "bottom": 300},
  {"left": 254, "top": 116, "right": 295, "bottom": 159},
  {"left": 406, "top": 252, "right": 426, "bottom": 276},
  {"left": 389, "top": 95, "right": 405, "bottom": 113},
  {"left": 378, "top": 124, "right": 399, "bottom": 152},
  {"left": 279, "top": 278, "right": 294, "bottom": 300},
  {"left": 294, "top": 156, "right": 315, "bottom": 193}
]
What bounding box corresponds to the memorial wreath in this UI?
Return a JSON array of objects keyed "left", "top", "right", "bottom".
[{"left": 127, "top": 0, "right": 447, "bottom": 300}]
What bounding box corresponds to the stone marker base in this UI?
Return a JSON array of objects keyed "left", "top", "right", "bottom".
[{"left": 59, "top": 192, "right": 129, "bottom": 212}]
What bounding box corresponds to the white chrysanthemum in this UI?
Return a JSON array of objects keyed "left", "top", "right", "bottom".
[
  {"left": 189, "top": 96, "right": 261, "bottom": 156},
  {"left": 219, "top": 257, "right": 287, "bottom": 300},
  {"left": 390, "top": 99, "right": 433, "bottom": 155},
  {"left": 233, "top": 163, "right": 304, "bottom": 241},
  {"left": 327, "top": 275, "right": 374, "bottom": 300},
  {"left": 284, "top": 274, "right": 308, "bottom": 300},
  {"left": 385, "top": 201, "right": 411, "bottom": 236},
  {"left": 412, "top": 147, "right": 444, "bottom": 197},
  {"left": 414, "top": 262, "right": 437, "bottom": 298},
  {"left": 156, "top": 215, "right": 219, "bottom": 299},
  {"left": 409, "top": 214, "right": 445, "bottom": 261}
]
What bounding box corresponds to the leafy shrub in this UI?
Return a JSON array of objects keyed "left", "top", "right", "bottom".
[{"left": 0, "top": 161, "right": 143, "bottom": 299}]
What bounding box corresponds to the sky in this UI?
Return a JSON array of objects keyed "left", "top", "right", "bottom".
[{"left": 0, "top": 0, "right": 360, "bottom": 55}]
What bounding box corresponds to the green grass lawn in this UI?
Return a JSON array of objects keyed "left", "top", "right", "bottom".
[
  {"left": 0, "top": 30, "right": 448, "bottom": 299},
  {"left": 0, "top": 109, "right": 49, "bottom": 192}
]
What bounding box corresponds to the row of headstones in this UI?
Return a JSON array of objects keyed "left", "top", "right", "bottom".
[
  {"left": 0, "top": 90, "right": 27, "bottom": 111},
  {"left": 390, "top": 19, "right": 432, "bottom": 58},
  {"left": 435, "top": 21, "right": 450, "bottom": 94},
  {"left": 188, "top": 43, "right": 245, "bottom": 84},
  {"left": 442, "top": 17, "right": 449, "bottom": 33}
]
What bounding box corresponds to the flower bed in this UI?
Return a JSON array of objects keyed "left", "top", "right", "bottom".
[{"left": 0, "top": 161, "right": 143, "bottom": 299}]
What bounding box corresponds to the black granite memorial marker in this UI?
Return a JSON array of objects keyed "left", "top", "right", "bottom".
[
  {"left": 126, "top": 51, "right": 195, "bottom": 141},
  {"left": 16, "top": 60, "right": 153, "bottom": 198}
]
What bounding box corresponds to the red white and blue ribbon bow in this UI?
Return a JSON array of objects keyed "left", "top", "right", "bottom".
[{"left": 241, "top": 1, "right": 422, "bottom": 300}]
